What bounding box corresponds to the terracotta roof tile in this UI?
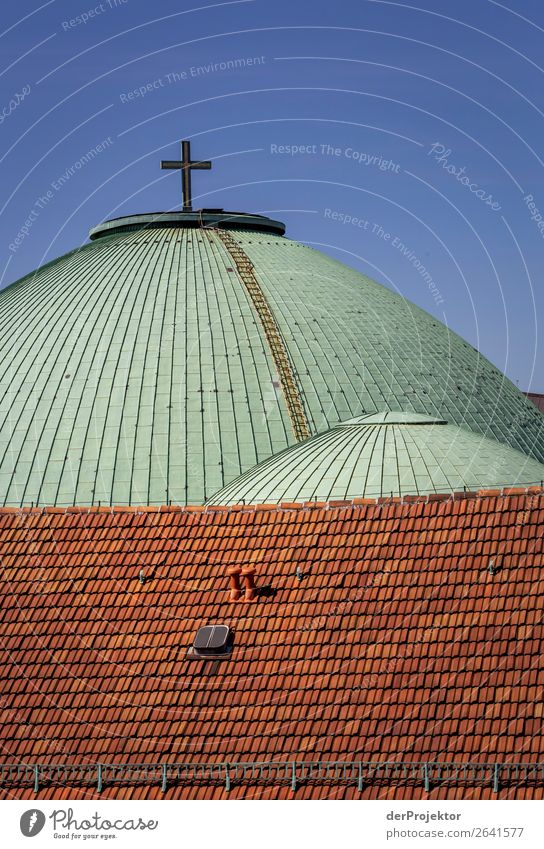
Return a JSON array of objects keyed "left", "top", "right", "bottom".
[{"left": 0, "top": 489, "right": 543, "bottom": 799}]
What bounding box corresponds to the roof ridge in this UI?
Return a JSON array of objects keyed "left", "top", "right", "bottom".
[{"left": 0, "top": 485, "right": 541, "bottom": 517}]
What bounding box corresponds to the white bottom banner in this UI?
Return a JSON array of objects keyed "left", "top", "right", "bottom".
[{"left": 2, "top": 798, "right": 544, "bottom": 848}]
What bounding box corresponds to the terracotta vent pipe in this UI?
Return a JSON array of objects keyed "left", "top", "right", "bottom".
[
  {"left": 241, "top": 565, "right": 257, "bottom": 602},
  {"left": 227, "top": 566, "right": 242, "bottom": 601}
]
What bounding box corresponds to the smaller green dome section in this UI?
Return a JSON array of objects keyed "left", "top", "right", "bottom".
[{"left": 207, "top": 412, "right": 544, "bottom": 505}]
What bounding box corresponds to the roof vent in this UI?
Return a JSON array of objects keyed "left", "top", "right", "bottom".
[{"left": 188, "top": 624, "right": 233, "bottom": 660}]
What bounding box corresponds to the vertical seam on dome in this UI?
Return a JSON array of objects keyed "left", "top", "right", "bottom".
[
  {"left": 342, "top": 424, "right": 379, "bottom": 498},
  {"left": 389, "top": 425, "right": 403, "bottom": 498},
  {"left": 402, "top": 426, "right": 436, "bottom": 496},
  {"left": 362, "top": 424, "right": 385, "bottom": 498},
  {"left": 208, "top": 228, "right": 311, "bottom": 443}
]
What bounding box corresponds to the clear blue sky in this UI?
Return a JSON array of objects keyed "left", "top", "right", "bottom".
[{"left": 1, "top": 0, "right": 543, "bottom": 389}]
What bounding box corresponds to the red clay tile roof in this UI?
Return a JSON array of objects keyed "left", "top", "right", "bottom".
[{"left": 0, "top": 489, "right": 543, "bottom": 800}]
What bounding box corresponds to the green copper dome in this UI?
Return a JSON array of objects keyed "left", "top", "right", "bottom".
[
  {"left": 0, "top": 213, "right": 542, "bottom": 507},
  {"left": 208, "top": 412, "right": 544, "bottom": 505}
]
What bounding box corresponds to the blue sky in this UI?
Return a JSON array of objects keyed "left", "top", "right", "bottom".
[{"left": 1, "top": 0, "right": 543, "bottom": 389}]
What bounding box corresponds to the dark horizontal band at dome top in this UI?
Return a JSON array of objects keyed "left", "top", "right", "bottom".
[{"left": 89, "top": 210, "right": 287, "bottom": 240}]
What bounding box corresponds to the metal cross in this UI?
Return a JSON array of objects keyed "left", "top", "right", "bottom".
[{"left": 161, "top": 140, "right": 211, "bottom": 212}]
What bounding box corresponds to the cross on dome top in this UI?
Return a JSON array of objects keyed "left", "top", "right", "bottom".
[{"left": 160, "top": 139, "right": 211, "bottom": 211}]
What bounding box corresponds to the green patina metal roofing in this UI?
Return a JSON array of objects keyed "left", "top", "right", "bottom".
[
  {"left": 339, "top": 411, "right": 448, "bottom": 426},
  {"left": 208, "top": 412, "right": 544, "bottom": 505},
  {"left": 88, "top": 211, "right": 286, "bottom": 239},
  {"left": 0, "top": 218, "right": 542, "bottom": 507}
]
